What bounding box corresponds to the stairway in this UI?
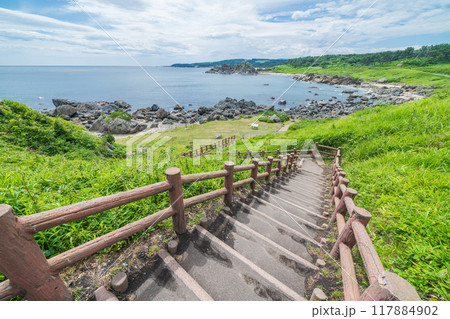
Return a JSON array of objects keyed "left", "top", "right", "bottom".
[{"left": 135, "top": 158, "right": 328, "bottom": 301}]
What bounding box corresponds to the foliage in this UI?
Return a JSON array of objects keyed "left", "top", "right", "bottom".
[
  {"left": 258, "top": 111, "right": 290, "bottom": 123},
  {"left": 101, "top": 134, "right": 115, "bottom": 144},
  {"left": 0, "top": 100, "right": 124, "bottom": 158},
  {"left": 285, "top": 44, "right": 449, "bottom": 68},
  {"left": 107, "top": 109, "right": 131, "bottom": 122}
]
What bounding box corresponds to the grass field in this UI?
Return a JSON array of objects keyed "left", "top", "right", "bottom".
[
  {"left": 115, "top": 116, "right": 285, "bottom": 155},
  {"left": 271, "top": 63, "right": 450, "bottom": 88}
]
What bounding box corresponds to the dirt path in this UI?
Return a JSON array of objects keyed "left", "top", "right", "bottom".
[{"left": 278, "top": 122, "right": 293, "bottom": 132}]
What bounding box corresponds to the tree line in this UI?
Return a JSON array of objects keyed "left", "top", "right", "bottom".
[{"left": 286, "top": 44, "right": 449, "bottom": 68}]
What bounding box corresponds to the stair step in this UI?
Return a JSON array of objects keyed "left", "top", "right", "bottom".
[
  {"left": 247, "top": 196, "right": 324, "bottom": 230},
  {"left": 267, "top": 186, "right": 324, "bottom": 209},
  {"left": 254, "top": 192, "right": 326, "bottom": 219},
  {"left": 205, "top": 214, "right": 314, "bottom": 295},
  {"left": 136, "top": 249, "right": 211, "bottom": 301},
  {"left": 193, "top": 225, "right": 305, "bottom": 301},
  {"left": 235, "top": 202, "right": 321, "bottom": 249}
]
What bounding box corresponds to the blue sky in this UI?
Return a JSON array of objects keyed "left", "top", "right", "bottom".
[{"left": 0, "top": 0, "right": 449, "bottom": 65}]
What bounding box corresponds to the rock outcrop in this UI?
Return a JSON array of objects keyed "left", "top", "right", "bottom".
[
  {"left": 206, "top": 62, "right": 258, "bottom": 75},
  {"left": 89, "top": 117, "right": 147, "bottom": 135}
]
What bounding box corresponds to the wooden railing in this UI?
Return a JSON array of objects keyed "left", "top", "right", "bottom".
[
  {"left": 328, "top": 149, "right": 421, "bottom": 301},
  {"left": 0, "top": 148, "right": 300, "bottom": 301},
  {"left": 181, "top": 136, "right": 236, "bottom": 158}
]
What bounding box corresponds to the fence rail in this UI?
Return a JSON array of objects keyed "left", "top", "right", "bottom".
[
  {"left": 181, "top": 136, "right": 236, "bottom": 158},
  {"left": 327, "top": 150, "right": 421, "bottom": 301}
]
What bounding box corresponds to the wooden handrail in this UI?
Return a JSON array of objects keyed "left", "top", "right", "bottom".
[
  {"left": 181, "top": 170, "right": 228, "bottom": 184},
  {"left": 21, "top": 181, "right": 172, "bottom": 233},
  {"left": 328, "top": 151, "right": 420, "bottom": 301},
  {"left": 48, "top": 207, "right": 175, "bottom": 273},
  {"left": 181, "top": 135, "right": 236, "bottom": 158}
]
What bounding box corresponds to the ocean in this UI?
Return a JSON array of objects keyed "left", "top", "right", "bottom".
[{"left": 0, "top": 66, "right": 366, "bottom": 112}]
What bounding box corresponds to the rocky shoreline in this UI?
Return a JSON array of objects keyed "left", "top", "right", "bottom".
[
  {"left": 206, "top": 62, "right": 258, "bottom": 75},
  {"left": 42, "top": 73, "right": 432, "bottom": 136}
]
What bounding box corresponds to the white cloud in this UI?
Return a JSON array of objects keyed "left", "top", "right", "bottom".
[
  {"left": 0, "top": 0, "right": 449, "bottom": 65},
  {"left": 291, "top": 8, "right": 321, "bottom": 20}
]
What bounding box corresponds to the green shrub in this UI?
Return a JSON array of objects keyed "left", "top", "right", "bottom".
[
  {"left": 102, "top": 134, "right": 115, "bottom": 144},
  {"left": 108, "top": 109, "right": 131, "bottom": 122},
  {"left": 258, "top": 111, "right": 290, "bottom": 123}
]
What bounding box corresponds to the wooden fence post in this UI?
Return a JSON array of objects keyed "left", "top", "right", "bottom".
[
  {"left": 261, "top": 150, "right": 265, "bottom": 159},
  {"left": 277, "top": 155, "right": 282, "bottom": 177},
  {"left": 312, "top": 142, "right": 318, "bottom": 159},
  {"left": 330, "top": 207, "right": 371, "bottom": 258},
  {"left": 330, "top": 188, "right": 357, "bottom": 224},
  {"left": 224, "top": 161, "right": 235, "bottom": 204},
  {"left": 250, "top": 158, "right": 259, "bottom": 193},
  {"left": 276, "top": 149, "right": 280, "bottom": 157},
  {"left": 166, "top": 168, "right": 186, "bottom": 234},
  {"left": 265, "top": 156, "right": 273, "bottom": 183},
  {"left": 0, "top": 204, "right": 72, "bottom": 301},
  {"left": 360, "top": 271, "right": 421, "bottom": 301}
]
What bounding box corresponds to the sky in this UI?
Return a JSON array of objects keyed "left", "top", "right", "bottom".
[{"left": 0, "top": 0, "right": 449, "bottom": 66}]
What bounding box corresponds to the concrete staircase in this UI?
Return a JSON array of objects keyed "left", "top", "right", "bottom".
[{"left": 135, "top": 159, "right": 328, "bottom": 301}]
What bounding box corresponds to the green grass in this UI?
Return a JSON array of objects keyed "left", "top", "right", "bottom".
[
  {"left": 271, "top": 63, "right": 450, "bottom": 88},
  {"left": 0, "top": 100, "right": 125, "bottom": 158},
  {"left": 116, "top": 115, "right": 282, "bottom": 155},
  {"left": 107, "top": 109, "right": 132, "bottom": 122}
]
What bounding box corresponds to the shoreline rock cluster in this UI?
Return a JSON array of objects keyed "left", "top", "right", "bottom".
[
  {"left": 42, "top": 74, "right": 432, "bottom": 135},
  {"left": 206, "top": 62, "right": 258, "bottom": 75}
]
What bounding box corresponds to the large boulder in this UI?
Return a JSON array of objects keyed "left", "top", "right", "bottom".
[
  {"left": 197, "top": 106, "right": 213, "bottom": 115},
  {"left": 156, "top": 108, "right": 168, "bottom": 119},
  {"left": 89, "top": 117, "right": 147, "bottom": 134},
  {"left": 113, "top": 100, "right": 131, "bottom": 109},
  {"left": 270, "top": 114, "right": 281, "bottom": 123},
  {"left": 99, "top": 104, "right": 120, "bottom": 113},
  {"left": 150, "top": 104, "right": 159, "bottom": 111},
  {"left": 55, "top": 105, "right": 77, "bottom": 118}
]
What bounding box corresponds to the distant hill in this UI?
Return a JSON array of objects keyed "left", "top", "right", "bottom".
[
  {"left": 171, "top": 58, "right": 288, "bottom": 68},
  {"left": 286, "top": 44, "right": 449, "bottom": 68}
]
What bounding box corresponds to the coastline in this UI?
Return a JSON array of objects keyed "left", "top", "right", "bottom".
[{"left": 41, "top": 72, "right": 431, "bottom": 140}]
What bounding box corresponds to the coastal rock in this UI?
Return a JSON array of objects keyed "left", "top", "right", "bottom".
[
  {"left": 270, "top": 114, "right": 281, "bottom": 123},
  {"left": 150, "top": 104, "right": 159, "bottom": 111},
  {"left": 156, "top": 108, "right": 168, "bottom": 119},
  {"left": 293, "top": 73, "right": 362, "bottom": 86},
  {"left": 206, "top": 62, "right": 258, "bottom": 75},
  {"left": 89, "top": 117, "right": 147, "bottom": 134},
  {"left": 113, "top": 100, "right": 131, "bottom": 109},
  {"left": 55, "top": 105, "right": 77, "bottom": 118}
]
